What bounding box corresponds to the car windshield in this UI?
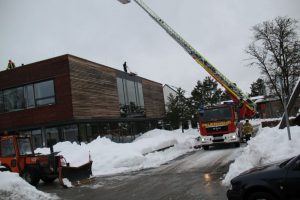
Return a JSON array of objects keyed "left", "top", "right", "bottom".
[
  {"left": 17, "top": 138, "right": 34, "bottom": 156},
  {"left": 202, "top": 107, "right": 232, "bottom": 122}
]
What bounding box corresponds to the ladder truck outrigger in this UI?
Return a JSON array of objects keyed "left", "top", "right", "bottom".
[{"left": 117, "top": 0, "right": 257, "bottom": 149}]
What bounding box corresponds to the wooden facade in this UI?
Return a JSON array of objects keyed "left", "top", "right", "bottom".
[{"left": 0, "top": 55, "right": 165, "bottom": 136}]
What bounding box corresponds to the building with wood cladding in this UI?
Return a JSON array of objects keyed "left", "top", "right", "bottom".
[{"left": 0, "top": 55, "right": 165, "bottom": 148}]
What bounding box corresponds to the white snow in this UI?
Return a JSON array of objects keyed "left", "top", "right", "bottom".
[
  {"left": 223, "top": 125, "right": 300, "bottom": 186},
  {"left": 62, "top": 178, "right": 73, "bottom": 188},
  {"left": 0, "top": 171, "right": 57, "bottom": 200},
  {"left": 35, "top": 129, "right": 199, "bottom": 176}
]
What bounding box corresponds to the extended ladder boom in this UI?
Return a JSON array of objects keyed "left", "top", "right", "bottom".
[{"left": 119, "top": 0, "right": 256, "bottom": 118}]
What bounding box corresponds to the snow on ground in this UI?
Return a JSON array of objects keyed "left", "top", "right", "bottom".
[
  {"left": 0, "top": 171, "right": 57, "bottom": 200},
  {"left": 36, "top": 129, "right": 199, "bottom": 176},
  {"left": 223, "top": 125, "right": 300, "bottom": 186}
]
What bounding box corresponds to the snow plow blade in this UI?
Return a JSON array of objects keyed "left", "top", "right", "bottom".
[{"left": 59, "top": 161, "right": 93, "bottom": 187}]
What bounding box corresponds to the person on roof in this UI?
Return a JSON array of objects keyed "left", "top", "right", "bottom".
[{"left": 7, "top": 60, "right": 16, "bottom": 70}]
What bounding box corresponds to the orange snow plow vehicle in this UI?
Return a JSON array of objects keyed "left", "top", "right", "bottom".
[{"left": 0, "top": 135, "right": 92, "bottom": 187}]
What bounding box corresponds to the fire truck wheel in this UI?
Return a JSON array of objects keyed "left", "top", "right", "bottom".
[
  {"left": 203, "top": 146, "right": 209, "bottom": 150},
  {"left": 21, "top": 168, "right": 40, "bottom": 186},
  {"left": 234, "top": 143, "right": 240, "bottom": 148},
  {"left": 41, "top": 177, "right": 57, "bottom": 183}
]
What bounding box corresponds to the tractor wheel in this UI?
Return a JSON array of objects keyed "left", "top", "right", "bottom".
[
  {"left": 41, "top": 177, "right": 57, "bottom": 183},
  {"left": 21, "top": 169, "right": 40, "bottom": 186},
  {"left": 0, "top": 165, "right": 10, "bottom": 172}
]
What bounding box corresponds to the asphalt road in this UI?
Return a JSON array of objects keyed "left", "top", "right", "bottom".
[{"left": 39, "top": 146, "right": 242, "bottom": 200}]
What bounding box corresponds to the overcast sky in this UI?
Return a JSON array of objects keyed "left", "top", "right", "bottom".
[{"left": 1, "top": 0, "right": 299, "bottom": 94}]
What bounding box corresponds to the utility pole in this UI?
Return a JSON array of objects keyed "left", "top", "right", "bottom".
[{"left": 279, "top": 77, "right": 292, "bottom": 140}]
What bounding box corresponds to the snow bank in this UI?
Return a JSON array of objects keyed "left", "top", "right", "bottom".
[
  {"left": 0, "top": 172, "right": 57, "bottom": 200},
  {"left": 223, "top": 126, "right": 300, "bottom": 185},
  {"left": 36, "top": 129, "right": 199, "bottom": 176}
]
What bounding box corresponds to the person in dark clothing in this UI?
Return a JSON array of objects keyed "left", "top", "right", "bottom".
[
  {"left": 123, "top": 62, "right": 128, "bottom": 73},
  {"left": 7, "top": 60, "right": 16, "bottom": 70}
]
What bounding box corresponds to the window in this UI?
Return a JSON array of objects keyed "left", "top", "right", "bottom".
[
  {"left": 116, "top": 77, "right": 145, "bottom": 116},
  {"left": 0, "top": 138, "right": 16, "bottom": 157},
  {"left": 31, "top": 129, "right": 43, "bottom": 149},
  {"left": 137, "top": 83, "right": 144, "bottom": 107},
  {"left": 126, "top": 80, "right": 136, "bottom": 105},
  {"left": 0, "top": 91, "right": 3, "bottom": 113},
  {"left": 24, "top": 84, "right": 35, "bottom": 108},
  {"left": 3, "top": 87, "right": 25, "bottom": 112},
  {"left": 0, "top": 79, "right": 56, "bottom": 114},
  {"left": 34, "top": 80, "right": 55, "bottom": 106},
  {"left": 45, "top": 127, "right": 60, "bottom": 146},
  {"left": 17, "top": 138, "right": 33, "bottom": 156},
  {"left": 61, "top": 125, "right": 78, "bottom": 143},
  {"left": 117, "top": 78, "right": 126, "bottom": 105}
]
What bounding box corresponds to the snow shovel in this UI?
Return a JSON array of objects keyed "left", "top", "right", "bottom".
[{"left": 58, "top": 160, "right": 93, "bottom": 187}]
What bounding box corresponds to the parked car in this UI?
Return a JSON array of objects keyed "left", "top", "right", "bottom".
[{"left": 227, "top": 154, "right": 300, "bottom": 200}]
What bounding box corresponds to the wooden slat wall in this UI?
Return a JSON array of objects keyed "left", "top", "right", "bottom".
[
  {"left": 69, "top": 57, "right": 120, "bottom": 118},
  {"left": 142, "top": 79, "right": 165, "bottom": 118}
]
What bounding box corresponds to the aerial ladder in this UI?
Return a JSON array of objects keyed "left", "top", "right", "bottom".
[{"left": 117, "top": 0, "right": 256, "bottom": 119}]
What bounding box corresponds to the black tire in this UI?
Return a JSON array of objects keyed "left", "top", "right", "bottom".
[
  {"left": 203, "top": 145, "right": 209, "bottom": 150},
  {"left": 247, "top": 192, "right": 277, "bottom": 200},
  {"left": 21, "top": 169, "right": 40, "bottom": 186},
  {"left": 41, "top": 177, "right": 56, "bottom": 183},
  {"left": 234, "top": 142, "right": 240, "bottom": 148}
]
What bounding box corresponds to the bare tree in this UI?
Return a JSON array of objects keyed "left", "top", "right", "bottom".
[{"left": 246, "top": 16, "right": 300, "bottom": 104}]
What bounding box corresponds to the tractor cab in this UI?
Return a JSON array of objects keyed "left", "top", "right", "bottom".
[{"left": 0, "top": 135, "right": 93, "bottom": 187}]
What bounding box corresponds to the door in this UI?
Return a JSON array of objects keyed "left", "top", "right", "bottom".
[
  {"left": 285, "top": 156, "right": 300, "bottom": 200},
  {"left": 0, "top": 138, "right": 18, "bottom": 172}
]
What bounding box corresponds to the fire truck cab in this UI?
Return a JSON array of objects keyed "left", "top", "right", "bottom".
[{"left": 199, "top": 104, "right": 240, "bottom": 150}]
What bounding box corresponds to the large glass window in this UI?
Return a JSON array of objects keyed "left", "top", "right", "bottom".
[
  {"left": 24, "top": 84, "right": 35, "bottom": 108},
  {"left": 116, "top": 77, "right": 145, "bottom": 116},
  {"left": 3, "top": 87, "right": 25, "bottom": 112},
  {"left": 61, "top": 125, "right": 78, "bottom": 143},
  {"left": 45, "top": 127, "right": 60, "bottom": 146},
  {"left": 0, "top": 91, "right": 4, "bottom": 113},
  {"left": 137, "top": 83, "right": 144, "bottom": 107},
  {"left": 126, "top": 80, "right": 136, "bottom": 105},
  {"left": 31, "top": 129, "right": 43, "bottom": 149},
  {"left": 34, "top": 80, "right": 55, "bottom": 106},
  {"left": 117, "top": 78, "right": 126, "bottom": 105},
  {"left": 0, "top": 79, "right": 55, "bottom": 113}
]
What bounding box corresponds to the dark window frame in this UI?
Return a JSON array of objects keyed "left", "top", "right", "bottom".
[
  {"left": 116, "top": 75, "right": 145, "bottom": 116},
  {"left": 0, "top": 79, "right": 56, "bottom": 114}
]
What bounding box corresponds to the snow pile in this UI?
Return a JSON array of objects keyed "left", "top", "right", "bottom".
[
  {"left": 0, "top": 172, "right": 57, "bottom": 200},
  {"left": 223, "top": 126, "right": 300, "bottom": 185},
  {"left": 36, "top": 129, "right": 199, "bottom": 176}
]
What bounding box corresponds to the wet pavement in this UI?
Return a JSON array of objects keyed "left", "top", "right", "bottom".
[{"left": 39, "top": 146, "right": 241, "bottom": 200}]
